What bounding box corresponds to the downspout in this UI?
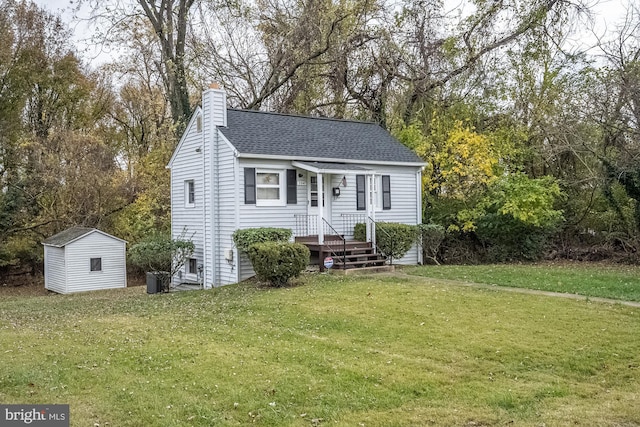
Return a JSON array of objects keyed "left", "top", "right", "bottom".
[{"left": 233, "top": 151, "right": 240, "bottom": 283}]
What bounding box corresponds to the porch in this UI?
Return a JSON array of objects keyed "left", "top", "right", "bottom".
[{"left": 294, "top": 214, "right": 389, "bottom": 272}]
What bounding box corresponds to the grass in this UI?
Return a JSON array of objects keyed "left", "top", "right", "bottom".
[
  {"left": 404, "top": 262, "right": 640, "bottom": 302},
  {"left": 0, "top": 272, "right": 639, "bottom": 426}
]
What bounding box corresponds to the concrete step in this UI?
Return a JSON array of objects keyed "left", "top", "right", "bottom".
[{"left": 331, "top": 265, "right": 395, "bottom": 275}]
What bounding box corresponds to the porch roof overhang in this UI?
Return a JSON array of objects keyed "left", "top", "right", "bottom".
[{"left": 291, "top": 161, "right": 374, "bottom": 175}]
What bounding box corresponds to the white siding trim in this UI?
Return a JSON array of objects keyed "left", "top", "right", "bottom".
[
  {"left": 218, "top": 130, "right": 239, "bottom": 157},
  {"left": 239, "top": 153, "right": 425, "bottom": 167}
]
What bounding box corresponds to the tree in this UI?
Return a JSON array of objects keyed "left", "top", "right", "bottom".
[{"left": 78, "top": 0, "right": 196, "bottom": 129}]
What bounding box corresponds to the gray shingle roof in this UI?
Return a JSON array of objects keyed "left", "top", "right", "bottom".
[
  {"left": 42, "top": 227, "right": 126, "bottom": 247},
  {"left": 219, "top": 109, "right": 423, "bottom": 164},
  {"left": 42, "top": 227, "right": 96, "bottom": 247}
]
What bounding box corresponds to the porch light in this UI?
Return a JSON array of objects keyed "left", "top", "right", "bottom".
[{"left": 341, "top": 176, "right": 347, "bottom": 187}]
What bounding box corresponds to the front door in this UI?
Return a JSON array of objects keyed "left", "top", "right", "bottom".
[{"left": 308, "top": 174, "right": 331, "bottom": 235}]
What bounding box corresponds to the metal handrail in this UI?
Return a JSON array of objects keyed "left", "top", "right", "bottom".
[
  {"left": 368, "top": 216, "right": 394, "bottom": 265},
  {"left": 322, "top": 218, "right": 346, "bottom": 269}
]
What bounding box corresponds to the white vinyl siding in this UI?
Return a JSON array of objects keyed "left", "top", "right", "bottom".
[
  {"left": 170, "top": 110, "right": 204, "bottom": 284},
  {"left": 64, "top": 233, "right": 126, "bottom": 293},
  {"left": 43, "top": 231, "right": 126, "bottom": 294},
  {"left": 329, "top": 166, "right": 421, "bottom": 265},
  {"left": 237, "top": 159, "right": 307, "bottom": 281},
  {"left": 213, "top": 132, "right": 239, "bottom": 286},
  {"left": 44, "top": 246, "right": 66, "bottom": 293}
]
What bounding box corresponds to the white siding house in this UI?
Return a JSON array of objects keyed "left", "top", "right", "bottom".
[
  {"left": 168, "top": 83, "right": 424, "bottom": 288},
  {"left": 42, "top": 227, "right": 127, "bottom": 294}
]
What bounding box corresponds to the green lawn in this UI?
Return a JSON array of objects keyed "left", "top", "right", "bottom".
[
  {"left": 1, "top": 273, "right": 640, "bottom": 426},
  {"left": 405, "top": 262, "right": 640, "bottom": 302}
]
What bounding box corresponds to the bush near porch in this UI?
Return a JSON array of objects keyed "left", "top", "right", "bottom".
[
  {"left": 232, "top": 227, "right": 292, "bottom": 253},
  {"left": 354, "top": 222, "right": 417, "bottom": 262},
  {"left": 246, "top": 241, "right": 310, "bottom": 287}
]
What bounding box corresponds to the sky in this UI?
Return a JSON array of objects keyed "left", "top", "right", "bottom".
[{"left": 32, "top": 0, "right": 634, "bottom": 67}]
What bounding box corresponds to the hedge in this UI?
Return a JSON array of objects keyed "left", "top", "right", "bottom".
[
  {"left": 354, "top": 222, "right": 417, "bottom": 263},
  {"left": 232, "top": 227, "right": 292, "bottom": 253},
  {"left": 246, "top": 241, "right": 310, "bottom": 286}
]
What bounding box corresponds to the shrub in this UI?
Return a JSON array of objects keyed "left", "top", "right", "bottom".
[
  {"left": 246, "top": 242, "right": 310, "bottom": 287},
  {"left": 417, "top": 223, "right": 446, "bottom": 265},
  {"left": 470, "top": 174, "right": 564, "bottom": 261},
  {"left": 354, "top": 222, "right": 418, "bottom": 263},
  {"left": 128, "top": 231, "right": 194, "bottom": 291},
  {"left": 232, "top": 227, "right": 292, "bottom": 253}
]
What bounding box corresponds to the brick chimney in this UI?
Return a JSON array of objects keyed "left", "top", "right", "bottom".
[{"left": 203, "top": 82, "right": 227, "bottom": 127}]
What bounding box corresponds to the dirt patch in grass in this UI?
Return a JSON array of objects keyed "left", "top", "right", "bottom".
[
  {"left": 0, "top": 273, "right": 147, "bottom": 297},
  {"left": 0, "top": 274, "right": 48, "bottom": 297}
]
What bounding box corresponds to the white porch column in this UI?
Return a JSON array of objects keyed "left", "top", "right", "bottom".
[
  {"left": 366, "top": 174, "right": 376, "bottom": 249},
  {"left": 317, "top": 173, "right": 324, "bottom": 244}
]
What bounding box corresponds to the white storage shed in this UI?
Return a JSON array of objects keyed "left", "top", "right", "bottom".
[{"left": 42, "top": 227, "right": 127, "bottom": 294}]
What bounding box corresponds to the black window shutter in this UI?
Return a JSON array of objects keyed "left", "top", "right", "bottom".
[
  {"left": 356, "top": 175, "right": 366, "bottom": 211},
  {"left": 287, "top": 169, "right": 297, "bottom": 204},
  {"left": 382, "top": 175, "right": 391, "bottom": 210},
  {"left": 244, "top": 168, "right": 256, "bottom": 204}
]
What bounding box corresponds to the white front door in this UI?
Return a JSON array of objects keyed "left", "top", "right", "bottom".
[{"left": 308, "top": 174, "right": 331, "bottom": 235}]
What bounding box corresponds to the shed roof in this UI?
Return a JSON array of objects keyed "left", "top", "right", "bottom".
[
  {"left": 42, "top": 227, "right": 126, "bottom": 247},
  {"left": 219, "top": 109, "right": 423, "bottom": 165}
]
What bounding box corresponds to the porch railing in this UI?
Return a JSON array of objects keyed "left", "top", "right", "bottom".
[
  {"left": 294, "top": 214, "right": 349, "bottom": 239},
  {"left": 294, "top": 214, "right": 318, "bottom": 237},
  {"left": 341, "top": 213, "right": 366, "bottom": 238}
]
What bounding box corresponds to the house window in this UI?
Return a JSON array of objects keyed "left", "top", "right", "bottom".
[
  {"left": 185, "top": 180, "right": 195, "bottom": 208},
  {"left": 244, "top": 168, "right": 296, "bottom": 206},
  {"left": 256, "top": 170, "right": 285, "bottom": 206},
  {"left": 90, "top": 257, "right": 102, "bottom": 272},
  {"left": 196, "top": 115, "right": 202, "bottom": 133},
  {"left": 357, "top": 174, "right": 390, "bottom": 211},
  {"left": 188, "top": 258, "right": 198, "bottom": 275}
]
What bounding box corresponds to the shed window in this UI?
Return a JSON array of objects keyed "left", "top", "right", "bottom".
[
  {"left": 90, "top": 257, "right": 102, "bottom": 272},
  {"left": 185, "top": 180, "right": 195, "bottom": 208}
]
